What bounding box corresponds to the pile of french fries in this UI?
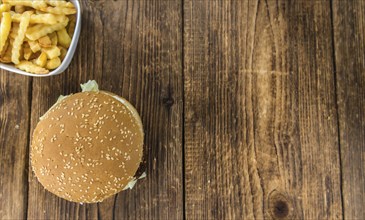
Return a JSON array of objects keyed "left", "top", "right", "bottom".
[{"left": 0, "top": 0, "right": 76, "bottom": 74}]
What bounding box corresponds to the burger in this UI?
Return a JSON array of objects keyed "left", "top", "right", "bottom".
[{"left": 31, "top": 80, "right": 145, "bottom": 203}]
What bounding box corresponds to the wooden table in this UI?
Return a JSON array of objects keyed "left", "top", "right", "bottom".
[{"left": 0, "top": 0, "right": 364, "bottom": 219}]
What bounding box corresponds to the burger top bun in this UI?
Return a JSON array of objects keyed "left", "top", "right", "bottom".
[{"left": 31, "top": 81, "right": 144, "bottom": 203}]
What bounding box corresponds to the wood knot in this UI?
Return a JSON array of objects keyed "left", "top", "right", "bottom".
[
  {"left": 268, "top": 190, "right": 294, "bottom": 219},
  {"left": 162, "top": 96, "right": 174, "bottom": 108},
  {"left": 161, "top": 86, "right": 174, "bottom": 109},
  {"left": 272, "top": 200, "right": 289, "bottom": 218},
  {"left": 187, "top": 111, "right": 199, "bottom": 123}
]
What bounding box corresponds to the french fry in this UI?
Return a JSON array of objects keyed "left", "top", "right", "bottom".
[
  {"left": 19, "top": 44, "right": 24, "bottom": 59},
  {"left": 3, "top": 0, "right": 47, "bottom": 10},
  {"left": 16, "top": 60, "right": 49, "bottom": 74},
  {"left": 9, "top": 23, "right": 19, "bottom": 39},
  {"left": 46, "top": 57, "right": 60, "bottom": 69},
  {"left": 33, "top": 51, "right": 47, "bottom": 67},
  {"left": 42, "top": 45, "right": 60, "bottom": 59},
  {"left": 11, "top": 11, "right": 32, "bottom": 64},
  {"left": 38, "top": 35, "right": 52, "bottom": 48},
  {"left": 11, "top": 12, "right": 67, "bottom": 24},
  {"left": 28, "top": 40, "right": 41, "bottom": 53},
  {"left": 67, "top": 14, "right": 76, "bottom": 38},
  {"left": 14, "top": 5, "right": 25, "bottom": 13},
  {"left": 0, "top": 0, "right": 76, "bottom": 74},
  {"left": 59, "top": 46, "right": 67, "bottom": 60},
  {"left": 26, "top": 18, "right": 68, "bottom": 41},
  {"left": 0, "top": 40, "right": 9, "bottom": 57},
  {"left": 0, "top": 12, "right": 12, "bottom": 52},
  {"left": 57, "top": 28, "right": 71, "bottom": 48},
  {"left": 23, "top": 45, "right": 32, "bottom": 60},
  {"left": 35, "top": 10, "right": 46, "bottom": 15},
  {"left": 47, "top": 0, "right": 74, "bottom": 8},
  {"left": 0, "top": 39, "right": 13, "bottom": 63},
  {"left": 0, "top": 4, "right": 10, "bottom": 12},
  {"left": 0, "top": 49, "right": 12, "bottom": 63},
  {"left": 49, "top": 32, "right": 57, "bottom": 45},
  {"left": 0, "top": 4, "right": 10, "bottom": 19},
  {"left": 39, "top": 6, "right": 76, "bottom": 15}
]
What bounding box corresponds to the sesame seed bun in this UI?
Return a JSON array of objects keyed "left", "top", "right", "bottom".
[{"left": 31, "top": 91, "right": 144, "bottom": 203}]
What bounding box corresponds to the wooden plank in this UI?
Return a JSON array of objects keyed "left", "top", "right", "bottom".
[
  {"left": 332, "top": 1, "right": 365, "bottom": 219},
  {"left": 27, "top": 0, "right": 183, "bottom": 219},
  {"left": 183, "top": 0, "right": 342, "bottom": 219},
  {"left": 112, "top": 1, "right": 184, "bottom": 219},
  {"left": 0, "top": 73, "right": 31, "bottom": 219}
]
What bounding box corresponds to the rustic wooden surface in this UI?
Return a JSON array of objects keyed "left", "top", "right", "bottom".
[
  {"left": 332, "top": 0, "right": 365, "bottom": 219},
  {"left": 184, "top": 0, "right": 342, "bottom": 219},
  {"left": 0, "top": 0, "right": 364, "bottom": 219}
]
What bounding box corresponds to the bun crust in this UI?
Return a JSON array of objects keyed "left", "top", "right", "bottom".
[{"left": 31, "top": 91, "right": 143, "bottom": 203}]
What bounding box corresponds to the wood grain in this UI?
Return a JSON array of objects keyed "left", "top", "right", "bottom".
[
  {"left": 2, "top": 0, "right": 365, "bottom": 219},
  {"left": 27, "top": 0, "right": 183, "bottom": 219},
  {"left": 183, "top": 0, "right": 342, "bottom": 219},
  {"left": 0, "top": 74, "right": 31, "bottom": 219},
  {"left": 332, "top": 0, "right": 365, "bottom": 219}
]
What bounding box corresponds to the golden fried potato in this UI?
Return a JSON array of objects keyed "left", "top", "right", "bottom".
[
  {"left": 0, "top": 12, "right": 12, "bottom": 52},
  {"left": 0, "top": 40, "right": 9, "bottom": 57},
  {"left": 67, "top": 14, "right": 76, "bottom": 38},
  {"left": 14, "top": 5, "right": 25, "bottom": 13},
  {"left": 0, "top": 40, "right": 12, "bottom": 63},
  {"left": 57, "top": 28, "right": 71, "bottom": 48},
  {"left": 35, "top": 10, "right": 46, "bottom": 15},
  {"left": 47, "top": 0, "right": 74, "bottom": 8},
  {"left": 49, "top": 32, "right": 58, "bottom": 45},
  {"left": 23, "top": 45, "right": 33, "bottom": 60},
  {"left": 0, "top": 4, "right": 11, "bottom": 19},
  {"left": 39, "top": 6, "right": 76, "bottom": 15},
  {"left": 46, "top": 57, "right": 61, "bottom": 69},
  {"left": 11, "top": 12, "right": 68, "bottom": 24},
  {"left": 0, "top": 3, "right": 11, "bottom": 12},
  {"left": 38, "top": 35, "right": 52, "bottom": 48},
  {"left": 59, "top": 46, "right": 67, "bottom": 60},
  {"left": 0, "top": 0, "right": 76, "bottom": 74},
  {"left": 33, "top": 51, "right": 47, "bottom": 67},
  {"left": 26, "top": 19, "right": 68, "bottom": 41},
  {"left": 42, "top": 45, "right": 60, "bottom": 59},
  {"left": 9, "top": 23, "right": 19, "bottom": 39},
  {"left": 28, "top": 41, "right": 41, "bottom": 53},
  {"left": 16, "top": 60, "right": 49, "bottom": 74},
  {"left": 3, "top": 0, "right": 47, "bottom": 9},
  {"left": 12, "top": 11, "right": 32, "bottom": 64}
]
